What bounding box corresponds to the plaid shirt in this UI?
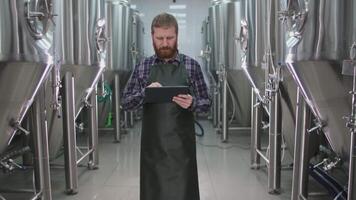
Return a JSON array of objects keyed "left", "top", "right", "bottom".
[{"left": 122, "top": 53, "right": 211, "bottom": 113}]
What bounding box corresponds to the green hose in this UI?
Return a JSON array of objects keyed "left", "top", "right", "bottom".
[
  {"left": 97, "top": 82, "right": 112, "bottom": 103},
  {"left": 105, "top": 112, "right": 113, "bottom": 127},
  {"left": 97, "top": 82, "right": 113, "bottom": 127}
]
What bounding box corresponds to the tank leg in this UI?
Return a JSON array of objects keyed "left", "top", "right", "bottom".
[
  {"left": 62, "top": 72, "right": 78, "bottom": 194},
  {"left": 88, "top": 86, "right": 99, "bottom": 170},
  {"left": 113, "top": 73, "right": 121, "bottom": 142},
  {"left": 221, "top": 70, "right": 228, "bottom": 142},
  {"left": 268, "top": 85, "right": 281, "bottom": 194},
  {"left": 213, "top": 85, "right": 218, "bottom": 127},
  {"left": 31, "top": 86, "right": 52, "bottom": 200},
  {"left": 250, "top": 89, "right": 262, "bottom": 169},
  {"left": 291, "top": 88, "right": 304, "bottom": 200},
  {"left": 298, "top": 92, "right": 311, "bottom": 199},
  {"left": 217, "top": 80, "right": 222, "bottom": 134}
]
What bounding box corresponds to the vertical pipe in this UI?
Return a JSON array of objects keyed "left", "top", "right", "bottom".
[
  {"left": 130, "top": 111, "right": 134, "bottom": 127},
  {"left": 347, "top": 67, "right": 356, "bottom": 200},
  {"left": 221, "top": 70, "right": 228, "bottom": 142},
  {"left": 250, "top": 88, "right": 262, "bottom": 169},
  {"left": 22, "top": 117, "right": 33, "bottom": 166},
  {"left": 124, "top": 111, "right": 129, "bottom": 128},
  {"left": 299, "top": 97, "right": 311, "bottom": 199},
  {"left": 268, "top": 87, "right": 281, "bottom": 194},
  {"left": 217, "top": 80, "right": 222, "bottom": 134},
  {"left": 291, "top": 88, "right": 304, "bottom": 200},
  {"left": 32, "top": 86, "right": 52, "bottom": 200},
  {"left": 113, "top": 73, "right": 121, "bottom": 142},
  {"left": 213, "top": 85, "right": 218, "bottom": 127},
  {"left": 348, "top": 125, "right": 356, "bottom": 200},
  {"left": 62, "top": 72, "right": 78, "bottom": 194},
  {"left": 88, "top": 86, "right": 99, "bottom": 169}
]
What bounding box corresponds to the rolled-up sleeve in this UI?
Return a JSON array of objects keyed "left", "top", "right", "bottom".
[
  {"left": 121, "top": 64, "right": 146, "bottom": 111},
  {"left": 188, "top": 60, "right": 211, "bottom": 113}
]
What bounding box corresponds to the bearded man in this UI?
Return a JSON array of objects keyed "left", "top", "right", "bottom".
[{"left": 122, "top": 12, "right": 210, "bottom": 200}]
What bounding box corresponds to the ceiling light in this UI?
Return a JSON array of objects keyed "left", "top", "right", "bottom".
[{"left": 169, "top": 4, "right": 186, "bottom": 9}]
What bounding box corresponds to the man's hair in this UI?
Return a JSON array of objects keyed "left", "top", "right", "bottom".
[{"left": 151, "top": 12, "right": 178, "bottom": 34}]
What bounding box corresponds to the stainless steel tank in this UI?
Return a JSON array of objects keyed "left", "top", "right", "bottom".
[
  {"left": 106, "top": 0, "right": 132, "bottom": 86},
  {"left": 239, "top": 0, "right": 267, "bottom": 109},
  {"left": 98, "top": 1, "right": 143, "bottom": 130},
  {"left": 208, "top": 0, "right": 221, "bottom": 80},
  {"left": 136, "top": 12, "right": 145, "bottom": 61},
  {"left": 130, "top": 9, "right": 143, "bottom": 72},
  {"left": 238, "top": 0, "right": 321, "bottom": 158},
  {"left": 132, "top": 10, "right": 145, "bottom": 65},
  {"left": 0, "top": 0, "right": 55, "bottom": 155},
  {"left": 214, "top": 0, "right": 252, "bottom": 126},
  {"left": 53, "top": 0, "right": 106, "bottom": 115},
  {"left": 48, "top": 0, "right": 106, "bottom": 158},
  {"left": 200, "top": 18, "right": 212, "bottom": 89},
  {"left": 283, "top": 0, "right": 356, "bottom": 160}
]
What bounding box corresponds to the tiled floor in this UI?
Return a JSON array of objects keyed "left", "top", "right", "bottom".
[
  {"left": 0, "top": 120, "right": 333, "bottom": 200},
  {"left": 51, "top": 120, "right": 295, "bottom": 200}
]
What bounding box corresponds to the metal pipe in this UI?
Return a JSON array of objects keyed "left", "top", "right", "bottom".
[
  {"left": 229, "top": 127, "right": 251, "bottom": 131},
  {"left": 62, "top": 72, "right": 78, "bottom": 194},
  {"left": 265, "top": 0, "right": 282, "bottom": 193},
  {"left": 348, "top": 66, "right": 356, "bottom": 200},
  {"left": 124, "top": 111, "right": 129, "bottom": 129},
  {"left": 308, "top": 192, "right": 330, "bottom": 197},
  {"left": 75, "top": 64, "right": 106, "bottom": 120},
  {"left": 251, "top": 89, "right": 262, "bottom": 169},
  {"left": 256, "top": 149, "right": 269, "bottom": 164},
  {"left": 51, "top": 63, "right": 61, "bottom": 114},
  {"left": 0, "top": 189, "right": 38, "bottom": 193},
  {"left": 8, "top": 59, "right": 54, "bottom": 146},
  {"left": 76, "top": 149, "right": 94, "bottom": 165},
  {"left": 291, "top": 88, "right": 304, "bottom": 200},
  {"left": 285, "top": 63, "right": 323, "bottom": 127},
  {"left": 208, "top": 71, "right": 218, "bottom": 127},
  {"left": 100, "top": 73, "right": 105, "bottom": 97},
  {"left": 299, "top": 97, "right": 311, "bottom": 199},
  {"left": 17, "top": 57, "right": 54, "bottom": 125},
  {"left": 22, "top": 118, "right": 33, "bottom": 166},
  {"left": 113, "top": 73, "right": 121, "bottom": 142},
  {"left": 299, "top": 194, "right": 308, "bottom": 200},
  {"left": 241, "top": 68, "right": 269, "bottom": 116},
  {"left": 88, "top": 86, "right": 99, "bottom": 169},
  {"left": 314, "top": 0, "right": 325, "bottom": 60},
  {"left": 30, "top": 191, "right": 42, "bottom": 200},
  {"left": 75, "top": 14, "right": 108, "bottom": 119},
  {"left": 130, "top": 111, "right": 134, "bottom": 127},
  {"left": 291, "top": 87, "right": 305, "bottom": 200},
  {"left": 217, "top": 75, "right": 222, "bottom": 133},
  {"left": 349, "top": 123, "right": 356, "bottom": 200},
  {"left": 222, "top": 68, "right": 228, "bottom": 142},
  {"left": 268, "top": 79, "right": 281, "bottom": 194},
  {"left": 213, "top": 85, "right": 218, "bottom": 127},
  {"left": 31, "top": 86, "right": 52, "bottom": 200}
]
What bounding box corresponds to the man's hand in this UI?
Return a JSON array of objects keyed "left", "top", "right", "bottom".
[
  {"left": 147, "top": 82, "right": 162, "bottom": 88},
  {"left": 172, "top": 94, "right": 193, "bottom": 109}
]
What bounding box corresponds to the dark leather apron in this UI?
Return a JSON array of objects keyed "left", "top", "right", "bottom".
[{"left": 140, "top": 57, "right": 200, "bottom": 200}]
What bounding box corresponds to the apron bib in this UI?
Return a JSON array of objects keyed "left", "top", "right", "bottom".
[{"left": 140, "top": 58, "right": 200, "bottom": 200}]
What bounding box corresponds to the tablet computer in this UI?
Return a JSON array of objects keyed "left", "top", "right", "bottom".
[{"left": 144, "top": 86, "right": 190, "bottom": 103}]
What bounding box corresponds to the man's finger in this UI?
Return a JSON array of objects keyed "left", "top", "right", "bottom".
[
  {"left": 172, "top": 96, "right": 192, "bottom": 109},
  {"left": 177, "top": 94, "right": 191, "bottom": 99},
  {"left": 147, "top": 82, "right": 162, "bottom": 88}
]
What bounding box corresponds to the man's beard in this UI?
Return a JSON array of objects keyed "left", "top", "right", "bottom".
[{"left": 153, "top": 42, "right": 177, "bottom": 59}]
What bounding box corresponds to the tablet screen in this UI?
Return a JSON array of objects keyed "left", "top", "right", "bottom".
[{"left": 144, "top": 86, "right": 190, "bottom": 103}]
